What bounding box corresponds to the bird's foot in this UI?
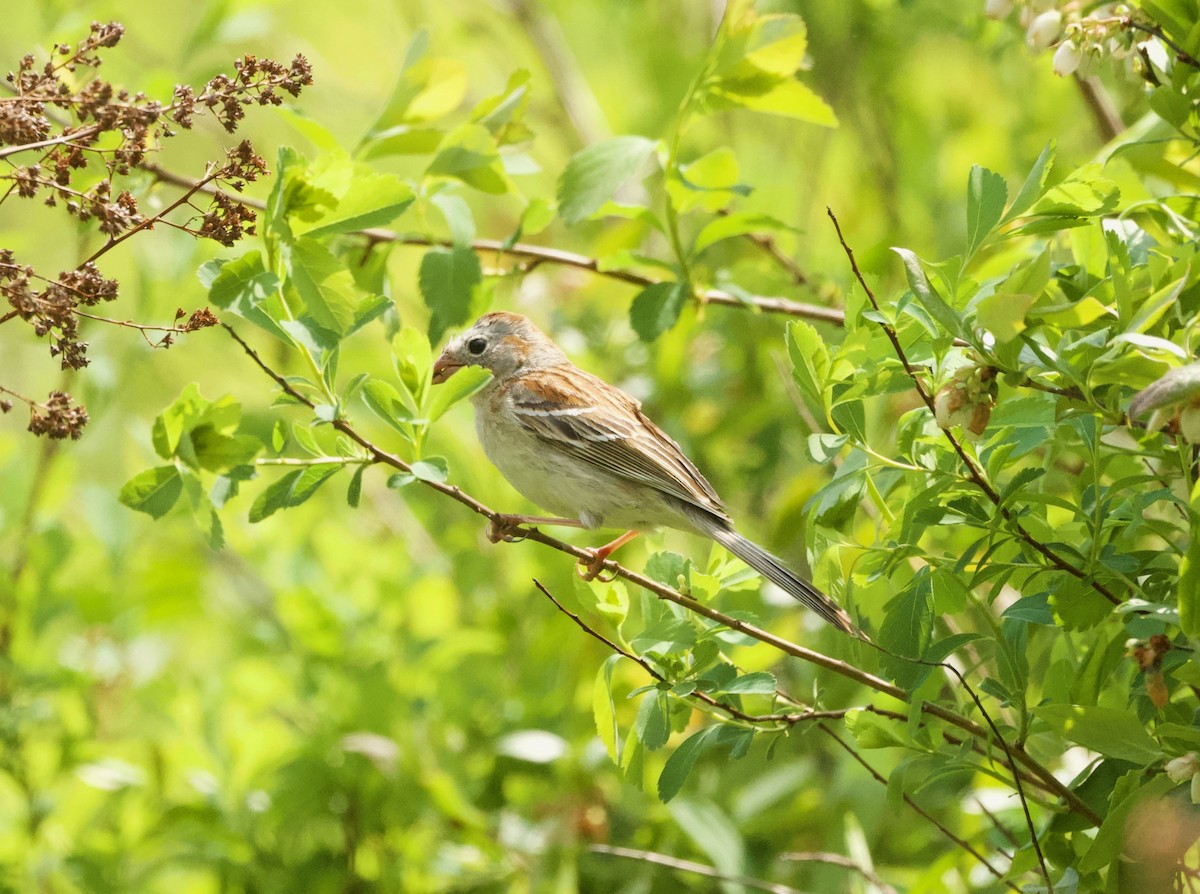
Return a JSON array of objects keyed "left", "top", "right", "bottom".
[
  {"left": 575, "top": 530, "right": 640, "bottom": 583},
  {"left": 487, "top": 514, "right": 534, "bottom": 543},
  {"left": 576, "top": 550, "right": 619, "bottom": 583}
]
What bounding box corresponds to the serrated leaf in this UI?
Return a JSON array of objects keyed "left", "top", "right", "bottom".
[
  {"left": 248, "top": 464, "right": 341, "bottom": 523},
  {"left": 787, "top": 320, "right": 830, "bottom": 420},
  {"left": 965, "top": 165, "right": 1007, "bottom": 260},
  {"left": 657, "top": 726, "right": 719, "bottom": 802},
  {"left": 285, "top": 238, "right": 368, "bottom": 336},
  {"left": 1032, "top": 704, "right": 1164, "bottom": 765},
  {"left": 629, "top": 281, "right": 688, "bottom": 341},
  {"left": 892, "top": 247, "right": 964, "bottom": 340},
  {"left": 557, "top": 136, "right": 657, "bottom": 225},
  {"left": 288, "top": 155, "right": 416, "bottom": 238},
  {"left": 1003, "top": 140, "right": 1055, "bottom": 223},
  {"left": 635, "top": 691, "right": 671, "bottom": 751},
  {"left": 203, "top": 252, "right": 289, "bottom": 342},
  {"left": 118, "top": 466, "right": 183, "bottom": 519},
  {"left": 420, "top": 246, "right": 482, "bottom": 344},
  {"left": 879, "top": 578, "right": 934, "bottom": 689}
]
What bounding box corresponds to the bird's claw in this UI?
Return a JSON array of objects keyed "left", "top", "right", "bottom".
[
  {"left": 576, "top": 551, "right": 618, "bottom": 583},
  {"left": 487, "top": 514, "right": 533, "bottom": 544}
]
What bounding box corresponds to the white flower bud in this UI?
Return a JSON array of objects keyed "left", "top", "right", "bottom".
[
  {"left": 1166, "top": 753, "right": 1200, "bottom": 784},
  {"left": 1052, "top": 41, "right": 1082, "bottom": 76},
  {"left": 1027, "top": 11, "right": 1063, "bottom": 50},
  {"left": 985, "top": 0, "right": 1013, "bottom": 19}
]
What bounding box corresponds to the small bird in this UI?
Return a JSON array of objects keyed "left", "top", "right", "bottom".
[{"left": 432, "top": 311, "right": 856, "bottom": 635}]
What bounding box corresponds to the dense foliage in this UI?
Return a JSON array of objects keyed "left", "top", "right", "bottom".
[{"left": 3, "top": 1, "right": 1200, "bottom": 892}]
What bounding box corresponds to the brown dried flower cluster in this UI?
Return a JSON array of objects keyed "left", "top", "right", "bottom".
[
  {"left": 0, "top": 22, "right": 312, "bottom": 439},
  {"left": 25, "top": 391, "right": 89, "bottom": 440}
]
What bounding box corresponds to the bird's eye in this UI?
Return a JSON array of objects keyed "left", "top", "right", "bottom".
[{"left": 467, "top": 337, "right": 488, "bottom": 356}]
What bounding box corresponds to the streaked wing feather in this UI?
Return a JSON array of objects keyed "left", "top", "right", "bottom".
[{"left": 506, "top": 368, "right": 727, "bottom": 519}]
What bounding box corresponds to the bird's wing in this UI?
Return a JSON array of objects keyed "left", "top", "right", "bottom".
[{"left": 505, "top": 367, "right": 728, "bottom": 519}]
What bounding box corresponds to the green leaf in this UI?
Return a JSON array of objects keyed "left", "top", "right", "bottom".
[
  {"left": 892, "top": 247, "right": 964, "bottom": 340},
  {"left": 118, "top": 466, "right": 183, "bottom": 519},
  {"left": 347, "top": 465, "right": 364, "bottom": 508},
  {"left": 593, "top": 654, "right": 622, "bottom": 763},
  {"left": 427, "top": 123, "right": 510, "bottom": 195},
  {"left": 693, "top": 212, "right": 793, "bottom": 254},
  {"left": 629, "top": 281, "right": 689, "bottom": 341},
  {"left": 716, "top": 671, "right": 776, "bottom": 695},
  {"left": 557, "top": 136, "right": 657, "bottom": 226},
  {"left": 635, "top": 691, "right": 671, "bottom": 751},
  {"left": 286, "top": 153, "right": 416, "bottom": 239},
  {"left": 657, "top": 726, "right": 721, "bottom": 802},
  {"left": 429, "top": 191, "right": 475, "bottom": 246},
  {"left": 965, "top": 165, "right": 1007, "bottom": 260},
  {"left": 470, "top": 68, "right": 533, "bottom": 145},
  {"left": 709, "top": 77, "right": 837, "bottom": 125},
  {"left": 420, "top": 246, "right": 483, "bottom": 344},
  {"left": 362, "top": 378, "right": 422, "bottom": 432},
  {"left": 1030, "top": 163, "right": 1120, "bottom": 217},
  {"left": 879, "top": 577, "right": 934, "bottom": 689},
  {"left": 429, "top": 365, "right": 491, "bottom": 421},
  {"left": 285, "top": 238, "right": 370, "bottom": 336},
  {"left": 203, "top": 252, "right": 289, "bottom": 342},
  {"left": 248, "top": 464, "right": 342, "bottom": 523},
  {"left": 1032, "top": 704, "right": 1164, "bottom": 765},
  {"left": 410, "top": 457, "right": 449, "bottom": 483},
  {"left": 787, "top": 320, "right": 831, "bottom": 421},
  {"left": 1002, "top": 140, "right": 1055, "bottom": 224},
  {"left": 361, "top": 31, "right": 467, "bottom": 139}
]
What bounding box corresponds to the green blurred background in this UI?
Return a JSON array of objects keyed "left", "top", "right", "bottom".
[{"left": 0, "top": 1, "right": 1125, "bottom": 891}]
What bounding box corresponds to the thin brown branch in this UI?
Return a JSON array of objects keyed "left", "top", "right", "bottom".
[
  {"left": 0, "top": 125, "right": 104, "bottom": 161},
  {"left": 142, "top": 164, "right": 845, "bottom": 325},
  {"left": 587, "top": 844, "right": 803, "bottom": 894},
  {"left": 826, "top": 206, "right": 1122, "bottom": 608},
  {"left": 533, "top": 577, "right": 889, "bottom": 727},
  {"left": 1073, "top": 75, "right": 1124, "bottom": 142},
  {"left": 500, "top": 0, "right": 610, "bottom": 146},
  {"left": 819, "top": 723, "right": 1022, "bottom": 893},
  {"left": 81, "top": 169, "right": 219, "bottom": 266},
  {"left": 780, "top": 851, "right": 897, "bottom": 894},
  {"left": 222, "top": 320, "right": 1102, "bottom": 826}
]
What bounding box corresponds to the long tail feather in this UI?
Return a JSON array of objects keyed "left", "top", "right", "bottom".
[{"left": 706, "top": 526, "right": 859, "bottom": 636}]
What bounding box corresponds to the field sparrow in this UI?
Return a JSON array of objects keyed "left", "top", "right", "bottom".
[{"left": 432, "top": 312, "right": 856, "bottom": 635}]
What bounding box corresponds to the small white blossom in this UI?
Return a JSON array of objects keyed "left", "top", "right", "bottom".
[
  {"left": 1027, "top": 11, "right": 1063, "bottom": 50},
  {"left": 985, "top": 0, "right": 1013, "bottom": 19},
  {"left": 1052, "top": 41, "right": 1083, "bottom": 76},
  {"left": 1166, "top": 753, "right": 1200, "bottom": 784}
]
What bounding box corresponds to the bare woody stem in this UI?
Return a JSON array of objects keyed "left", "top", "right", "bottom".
[
  {"left": 825, "top": 206, "right": 1121, "bottom": 608},
  {"left": 222, "top": 320, "right": 1102, "bottom": 828},
  {"left": 142, "top": 164, "right": 844, "bottom": 325}
]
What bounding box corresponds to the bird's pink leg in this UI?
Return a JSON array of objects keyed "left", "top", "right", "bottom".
[
  {"left": 487, "top": 513, "right": 585, "bottom": 543},
  {"left": 578, "top": 530, "right": 640, "bottom": 582}
]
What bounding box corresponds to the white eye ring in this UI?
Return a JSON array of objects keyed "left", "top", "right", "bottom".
[{"left": 467, "top": 337, "right": 487, "bottom": 355}]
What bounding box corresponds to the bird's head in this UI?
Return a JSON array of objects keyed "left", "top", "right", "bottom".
[{"left": 432, "top": 312, "right": 567, "bottom": 384}]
